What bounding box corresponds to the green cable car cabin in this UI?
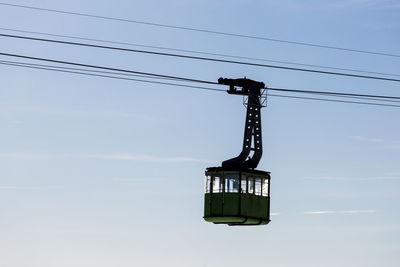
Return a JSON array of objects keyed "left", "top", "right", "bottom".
[
  {"left": 203, "top": 77, "right": 271, "bottom": 226},
  {"left": 204, "top": 167, "right": 270, "bottom": 225}
]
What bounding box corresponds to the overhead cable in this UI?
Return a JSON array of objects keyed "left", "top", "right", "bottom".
[
  {"left": 2, "top": 33, "right": 400, "bottom": 83},
  {"left": 0, "top": 61, "right": 229, "bottom": 92},
  {"left": 1, "top": 2, "right": 399, "bottom": 58},
  {"left": 0, "top": 59, "right": 181, "bottom": 81},
  {"left": 0, "top": 51, "right": 217, "bottom": 85},
  {"left": 267, "top": 94, "right": 400, "bottom": 108},
  {"left": 1, "top": 55, "right": 400, "bottom": 102},
  {"left": 3, "top": 59, "right": 399, "bottom": 103},
  {"left": 1, "top": 27, "right": 399, "bottom": 78},
  {"left": 1, "top": 60, "right": 400, "bottom": 108},
  {"left": 267, "top": 87, "right": 400, "bottom": 101}
]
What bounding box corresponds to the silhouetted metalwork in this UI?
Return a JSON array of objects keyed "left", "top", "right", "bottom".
[
  {"left": 218, "top": 77, "right": 266, "bottom": 170},
  {"left": 203, "top": 77, "right": 271, "bottom": 226}
]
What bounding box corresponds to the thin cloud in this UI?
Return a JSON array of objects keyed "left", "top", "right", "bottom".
[
  {"left": 0, "top": 185, "right": 41, "bottom": 190},
  {"left": 0, "top": 153, "right": 75, "bottom": 159},
  {"left": 304, "top": 176, "right": 347, "bottom": 181},
  {"left": 359, "top": 176, "right": 400, "bottom": 181},
  {"left": 304, "top": 175, "right": 400, "bottom": 181},
  {"left": 270, "top": 212, "right": 281, "bottom": 216},
  {"left": 88, "top": 153, "right": 214, "bottom": 163},
  {"left": 332, "top": 0, "right": 400, "bottom": 9},
  {"left": 1, "top": 105, "right": 155, "bottom": 121},
  {"left": 388, "top": 143, "right": 400, "bottom": 150},
  {"left": 0, "top": 153, "right": 215, "bottom": 163},
  {"left": 0, "top": 153, "right": 47, "bottom": 159},
  {"left": 113, "top": 177, "right": 167, "bottom": 182},
  {"left": 304, "top": 210, "right": 376, "bottom": 215},
  {"left": 350, "top": 136, "right": 400, "bottom": 150},
  {"left": 350, "top": 135, "right": 383, "bottom": 143}
]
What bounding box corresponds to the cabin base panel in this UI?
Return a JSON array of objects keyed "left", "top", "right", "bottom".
[{"left": 204, "top": 216, "right": 270, "bottom": 226}]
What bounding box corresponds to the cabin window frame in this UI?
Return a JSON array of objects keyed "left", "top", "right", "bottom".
[
  {"left": 255, "top": 177, "right": 262, "bottom": 196},
  {"left": 224, "top": 172, "right": 239, "bottom": 193},
  {"left": 212, "top": 174, "right": 223, "bottom": 193},
  {"left": 262, "top": 177, "right": 269, "bottom": 197},
  {"left": 205, "top": 175, "right": 211, "bottom": 193},
  {"left": 248, "top": 176, "right": 254, "bottom": 194},
  {"left": 240, "top": 174, "right": 247, "bottom": 194}
]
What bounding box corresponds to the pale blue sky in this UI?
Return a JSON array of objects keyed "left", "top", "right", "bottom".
[{"left": 1, "top": 0, "right": 400, "bottom": 266}]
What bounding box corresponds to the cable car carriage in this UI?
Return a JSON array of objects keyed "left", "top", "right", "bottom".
[{"left": 203, "top": 78, "right": 271, "bottom": 226}]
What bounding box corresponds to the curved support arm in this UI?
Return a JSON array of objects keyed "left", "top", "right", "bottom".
[{"left": 218, "top": 77, "right": 265, "bottom": 170}]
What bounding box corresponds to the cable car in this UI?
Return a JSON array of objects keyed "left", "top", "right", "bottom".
[{"left": 203, "top": 77, "right": 271, "bottom": 226}]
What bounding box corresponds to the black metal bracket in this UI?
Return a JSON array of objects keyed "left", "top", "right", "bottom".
[{"left": 218, "top": 77, "right": 266, "bottom": 170}]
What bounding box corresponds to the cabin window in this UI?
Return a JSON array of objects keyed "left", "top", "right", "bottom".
[
  {"left": 212, "top": 176, "right": 223, "bottom": 193},
  {"left": 262, "top": 178, "right": 269, "bottom": 196},
  {"left": 241, "top": 174, "right": 247, "bottom": 193},
  {"left": 225, "top": 173, "right": 239, "bottom": 193},
  {"left": 255, "top": 177, "right": 262, "bottom": 196},
  {"left": 204, "top": 175, "right": 211, "bottom": 193},
  {"left": 248, "top": 177, "right": 254, "bottom": 194}
]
